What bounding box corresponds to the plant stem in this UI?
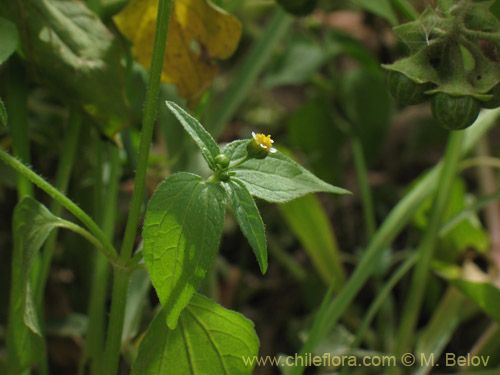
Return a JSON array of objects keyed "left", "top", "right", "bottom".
[
  {"left": 34, "top": 111, "right": 82, "bottom": 374},
  {"left": 227, "top": 154, "right": 251, "bottom": 170},
  {"left": 390, "top": 0, "right": 419, "bottom": 21},
  {"left": 85, "top": 145, "right": 121, "bottom": 375},
  {"left": 7, "top": 63, "right": 33, "bottom": 199},
  {"left": 36, "top": 118, "right": 89, "bottom": 375},
  {"left": 289, "top": 108, "right": 500, "bottom": 375},
  {"left": 475, "top": 138, "right": 500, "bottom": 273},
  {"left": 35, "top": 111, "right": 82, "bottom": 308},
  {"left": 56, "top": 220, "right": 108, "bottom": 251},
  {"left": 465, "top": 29, "right": 500, "bottom": 43},
  {"left": 100, "top": 0, "right": 174, "bottom": 373},
  {"left": 470, "top": 322, "right": 500, "bottom": 366},
  {"left": 0, "top": 148, "right": 118, "bottom": 262},
  {"left": 101, "top": 269, "right": 131, "bottom": 375},
  {"left": 205, "top": 9, "right": 293, "bottom": 138},
  {"left": 352, "top": 252, "right": 418, "bottom": 349},
  {"left": 395, "top": 130, "right": 464, "bottom": 356},
  {"left": 438, "top": 0, "right": 456, "bottom": 15},
  {"left": 6, "top": 61, "right": 36, "bottom": 375},
  {"left": 351, "top": 136, "right": 376, "bottom": 240},
  {"left": 117, "top": 3, "right": 172, "bottom": 266},
  {"left": 461, "top": 156, "right": 500, "bottom": 170},
  {"left": 268, "top": 236, "right": 307, "bottom": 282},
  {"left": 439, "top": 188, "right": 500, "bottom": 236},
  {"left": 414, "top": 287, "right": 470, "bottom": 375}
]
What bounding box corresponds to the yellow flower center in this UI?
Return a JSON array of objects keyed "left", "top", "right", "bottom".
[{"left": 254, "top": 133, "right": 274, "bottom": 150}]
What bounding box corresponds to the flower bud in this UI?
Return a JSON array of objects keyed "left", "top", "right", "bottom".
[
  {"left": 246, "top": 132, "right": 277, "bottom": 160},
  {"left": 214, "top": 154, "right": 230, "bottom": 168}
]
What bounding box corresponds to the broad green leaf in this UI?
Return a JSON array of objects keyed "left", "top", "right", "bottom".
[
  {"left": 115, "top": 0, "right": 242, "bottom": 106},
  {"left": 7, "top": 197, "right": 66, "bottom": 373},
  {"left": 436, "top": 261, "right": 500, "bottom": 324},
  {"left": 339, "top": 69, "right": 391, "bottom": 162},
  {"left": 2, "top": 0, "right": 130, "bottom": 139},
  {"left": 223, "top": 140, "right": 350, "bottom": 203},
  {"left": 143, "top": 172, "right": 226, "bottom": 329},
  {"left": 0, "top": 17, "right": 18, "bottom": 65},
  {"left": 100, "top": 0, "right": 129, "bottom": 18},
  {"left": 132, "top": 293, "right": 259, "bottom": 375},
  {"left": 222, "top": 178, "right": 267, "bottom": 274},
  {"left": 451, "top": 280, "right": 500, "bottom": 323},
  {"left": 278, "top": 194, "right": 345, "bottom": 287},
  {"left": 288, "top": 97, "right": 345, "bottom": 183},
  {"left": 166, "top": 101, "right": 219, "bottom": 170},
  {"left": 0, "top": 97, "right": 6, "bottom": 127},
  {"left": 352, "top": 0, "right": 397, "bottom": 26}
]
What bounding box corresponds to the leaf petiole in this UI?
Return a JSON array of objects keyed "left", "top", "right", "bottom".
[
  {"left": 209, "top": 154, "right": 250, "bottom": 182},
  {"left": 226, "top": 154, "right": 251, "bottom": 170}
]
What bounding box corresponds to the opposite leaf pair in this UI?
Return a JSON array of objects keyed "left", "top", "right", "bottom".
[{"left": 142, "top": 101, "right": 349, "bottom": 329}]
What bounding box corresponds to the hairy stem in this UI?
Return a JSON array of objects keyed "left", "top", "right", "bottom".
[
  {"left": 0, "top": 148, "right": 118, "bottom": 262},
  {"left": 100, "top": 0, "right": 174, "bottom": 373},
  {"left": 7, "top": 63, "right": 33, "bottom": 199},
  {"left": 35, "top": 111, "right": 82, "bottom": 308}
]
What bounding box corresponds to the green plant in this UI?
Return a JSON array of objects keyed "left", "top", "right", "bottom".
[
  {"left": 387, "top": 70, "right": 433, "bottom": 106},
  {"left": 383, "top": 0, "right": 500, "bottom": 129},
  {"left": 276, "top": 0, "right": 317, "bottom": 16},
  {"left": 431, "top": 93, "right": 481, "bottom": 130},
  {"left": 0, "top": 0, "right": 347, "bottom": 372},
  {"left": 2, "top": 0, "right": 500, "bottom": 374},
  {"left": 482, "top": 83, "right": 500, "bottom": 108}
]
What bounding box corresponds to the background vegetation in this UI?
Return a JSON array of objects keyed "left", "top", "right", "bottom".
[{"left": 1, "top": 0, "right": 500, "bottom": 374}]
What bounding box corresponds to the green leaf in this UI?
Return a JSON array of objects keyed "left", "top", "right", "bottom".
[
  {"left": 383, "top": 4, "right": 500, "bottom": 99},
  {"left": 451, "top": 280, "right": 500, "bottom": 323},
  {"left": 2, "top": 0, "right": 130, "bottom": 139},
  {"left": 288, "top": 97, "right": 345, "bottom": 183},
  {"left": 436, "top": 261, "right": 500, "bottom": 323},
  {"left": 339, "top": 69, "right": 392, "bottom": 162},
  {"left": 0, "top": 17, "right": 18, "bottom": 65},
  {"left": 166, "top": 101, "right": 220, "bottom": 170},
  {"left": 0, "top": 97, "right": 7, "bottom": 127},
  {"left": 7, "top": 197, "right": 66, "bottom": 373},
  {"left": 263, "top": 40, "right": 329, "bottom": 88},
  {"left": 222, "top": 178, "right": 267, "bottom": 274},
  {"left": 352, "top": 0, "right": 397, "bottom": 26},
  {"left": 433, "top": 260, "right": 500, "bottom": 322},
  {"left": 143, "top": 172, "right": 226, "bottom": 329},
  {"left": 132, "top": 293, "right": 259, "bottom": 375},
  {"left": 414, "top": 177, "right": 489, "bottom": 262},
  {"left": 278, "top": 194, "right": 345, "bottom": 287},
  {"left": 223, "top": 140, "right": 350, "bottom": 203},
  {"left": 415, "top": 287, "right": 470, "bottom": 373}
]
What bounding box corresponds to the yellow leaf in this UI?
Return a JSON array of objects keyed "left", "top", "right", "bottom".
[{"left": 114, "top": 0, "right": 242, "bottom": 106}]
